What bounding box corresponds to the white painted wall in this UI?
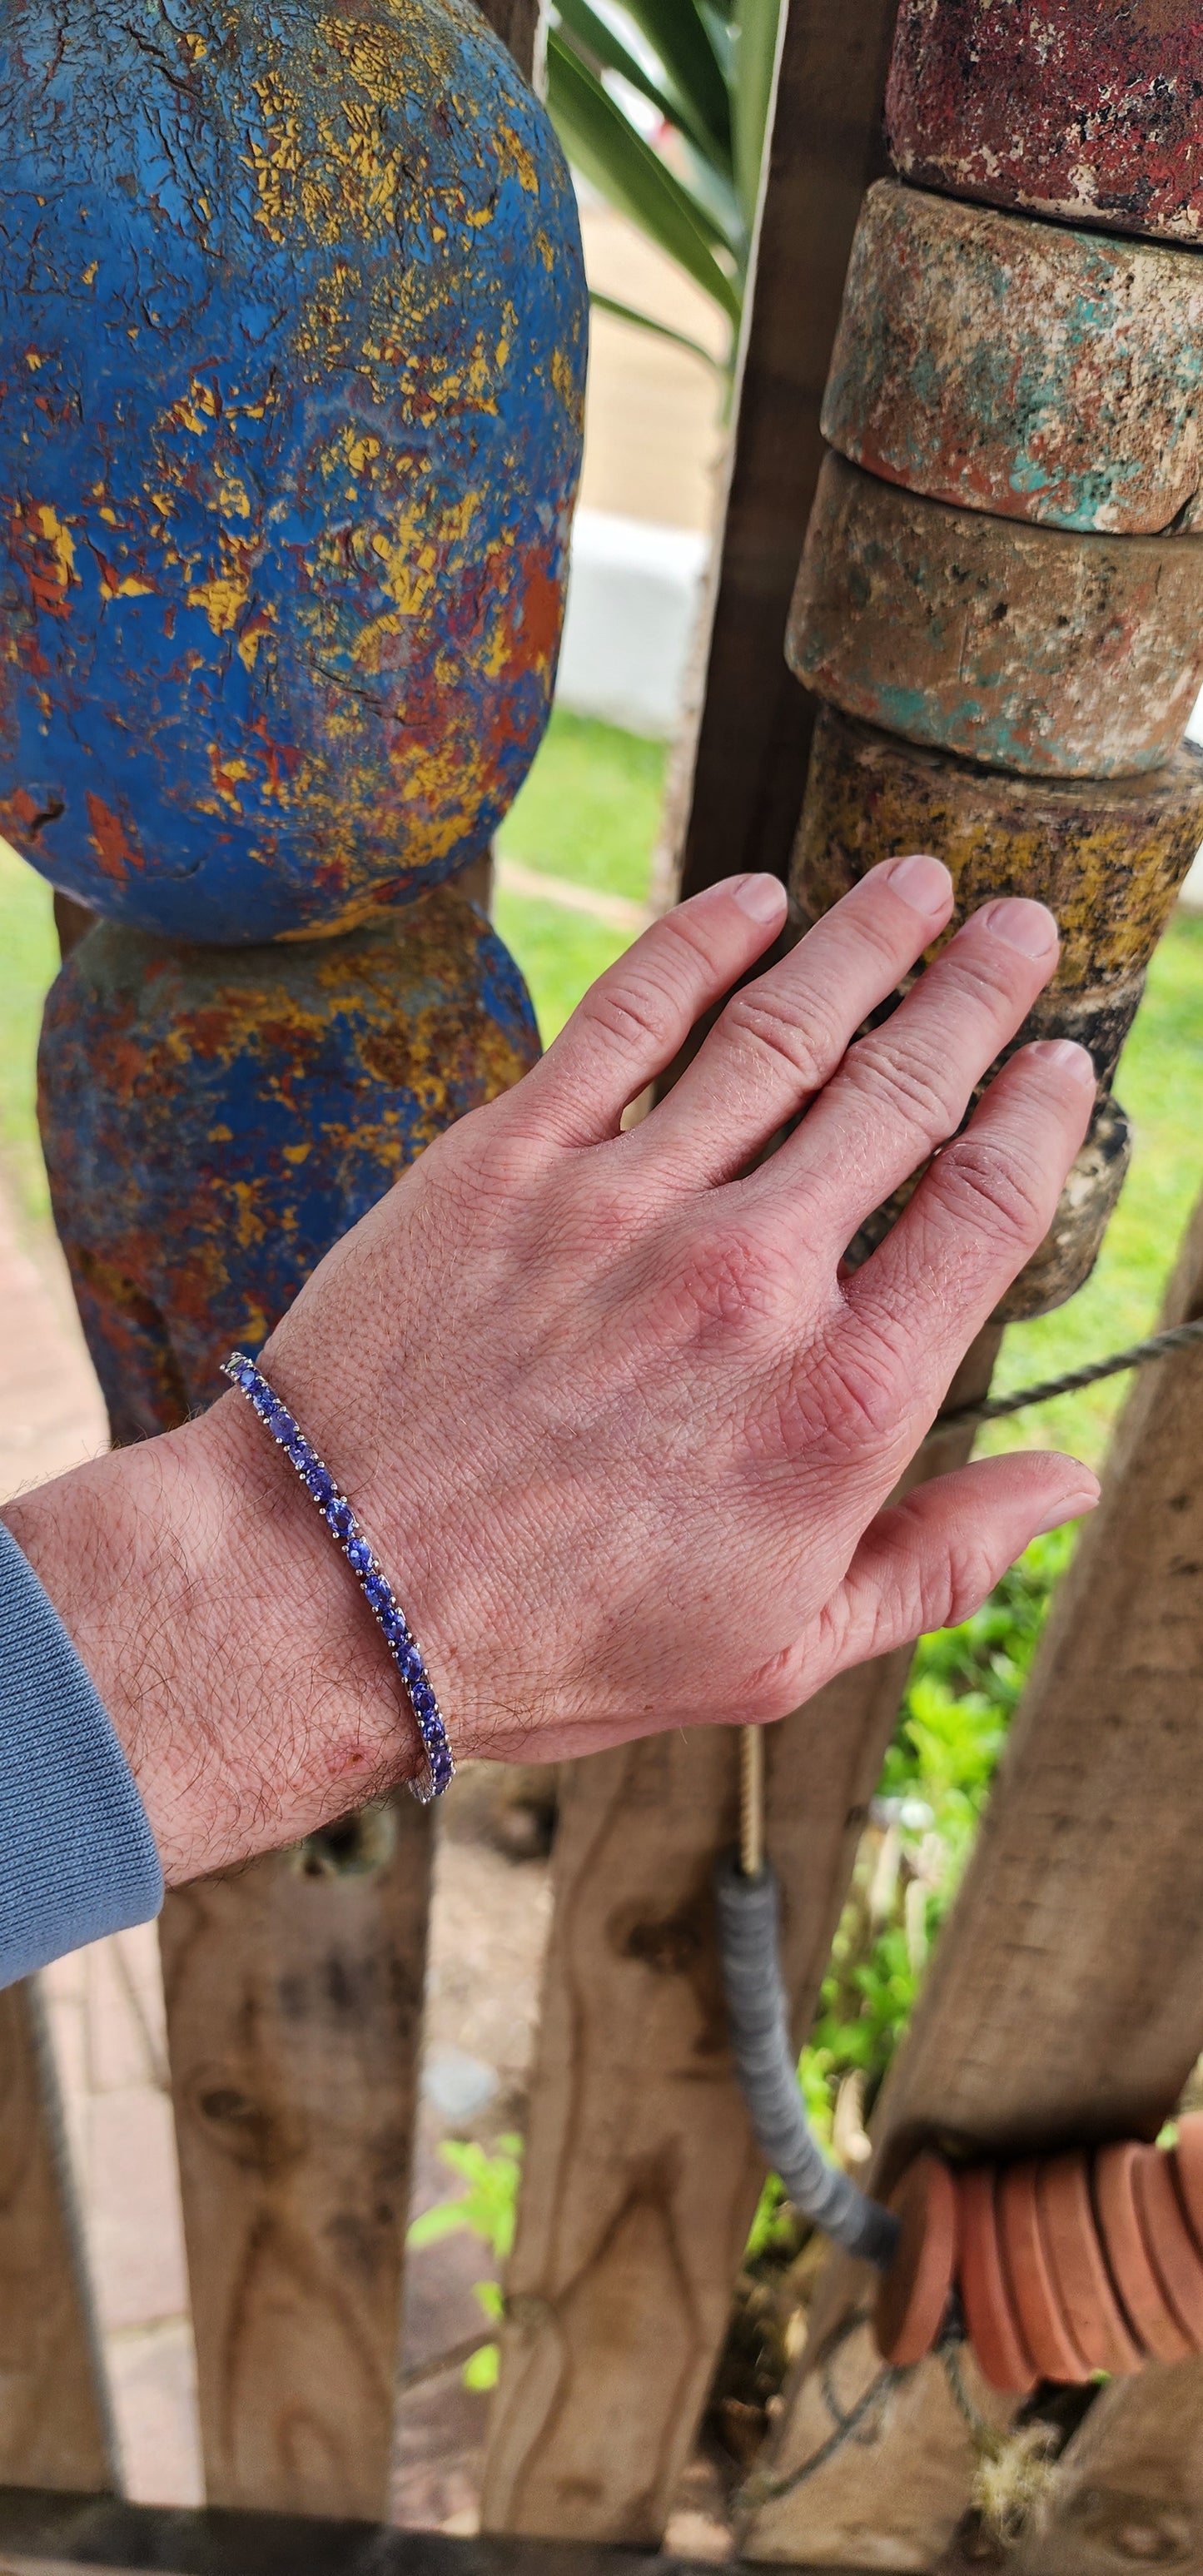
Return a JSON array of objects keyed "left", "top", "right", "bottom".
[{"left": 555, "top": 508, "right": 709, "bottom": 739}]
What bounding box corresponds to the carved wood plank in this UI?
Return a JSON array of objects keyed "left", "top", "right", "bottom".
[
  {"left": 672, "top": 0, "right": 897, "bottom": 904},
  {"left": 0, "top": 1980, "right": 116, "bottom": 2491},
  {"left": 1008, "top": 2361, "right": 1203, "bottom": 2575},
  {"left": 158, "top": 1795, "right": 430, "bottom": 2516},
  {"left": 743, "top": 1191, "right": 1203, "bottom": 2570},
  {"left": 480, "top": 1339, "right": 997, "bottom": 2547}
]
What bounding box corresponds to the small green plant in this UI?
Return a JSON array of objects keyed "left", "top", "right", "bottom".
[
  {"left": 797, "top": 1524, "right": 1076, "bottom": 2150},
  {"left": 407, "top": 2135, "right": 524, "bottom": 2390},
  {"left": 544, "top": 0, "right": 783, "bottom": 375}
]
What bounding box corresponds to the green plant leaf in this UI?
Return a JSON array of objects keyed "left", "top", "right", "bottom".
[
  {"left": 405, "top": 2136, "right": 523, "bottom": 2261},
  {"left": 554, "top": 0, "right": 708, "bottom": 154},
  {"left": 617, "top": 0, "right": 732, "bottom": 162},
  {"left": 463, "top": 2342, "right": 500, "bottom": 2390},
  {"left": 730, "top": 0, "right": 780, "bottom": 229},
  {"left": 589, "top": 287, "right": 726, "bottom": 370},
  {"left": 546, "top": 33, "right": 741, "bottom": 317}
]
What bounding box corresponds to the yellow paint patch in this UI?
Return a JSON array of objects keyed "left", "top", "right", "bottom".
[
  {"left": 188, "top": 567, "right": 251, "bottom": 634},
  {"left": 37, "top": 505, "right": 77, "bottom": 584}
]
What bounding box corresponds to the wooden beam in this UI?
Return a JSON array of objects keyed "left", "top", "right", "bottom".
[
  {"left": 470, "top": 0, "right": 542, "bottom": 82},
  {"left": 743, "top": 1190, "right": 1203, "bottom": 2569},
  {"left": 1006, "top": 2362, "right": 1203, "bottom": 2574},
  {"left": 480, "top": 1340, "right": 996, "bottom": 2547},
  {"left": 673, "top": 0, "right": 897, "bottom": 903},
  {"left": 0, "top": 1982, "right": 116, "bottom": 2492},
  {"left": 158, "top": 1794, "right": 430, "bottom": 2516}
]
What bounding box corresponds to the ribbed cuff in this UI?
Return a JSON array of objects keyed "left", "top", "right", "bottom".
[{"left": 0, "top": 1519, "right": 163, "bottom": 1984}]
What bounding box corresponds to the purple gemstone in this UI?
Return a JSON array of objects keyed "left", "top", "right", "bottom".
[
  {"left": 306, "top": 1464, "right": 335, "bottom": 1506},
  {"left": 346, "top": 1534, "right": 372, "bottom": 1575},
  {"left": 363, "top": 1571, "right": 390, "bottom": 1611},
  {"left": 411, "top": 1680, "right": 436, "bottom": 1718},
  {"left": 327, "top": 1498, "right": 355, "bottom": 1540},
  {"left": 380, "top": 1605, "right": 407, "bottom": 1643},
  {"left": 397, "top": 1644, "right": 422, "bottom": 1684}
]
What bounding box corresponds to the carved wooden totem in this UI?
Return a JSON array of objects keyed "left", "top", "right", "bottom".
[
  {"left": 788, "top": 0, "right": 1203, "bottom": 1321},
  {"left": 0, "top": 0, "right": 585, "bottom": 1430},
  {"left": 0, "top": 0, "right": 585, "bottom": 2513}
]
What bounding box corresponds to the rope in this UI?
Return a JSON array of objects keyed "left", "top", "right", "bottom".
[
  {"left": 739, "top": 1724, "right": 765, "bottom": 1879},
  {"left": 932, "top": 1313, "right": 1203, "bottom": 1436},
  {"left": 735, "top": 2316, "right": 901, "bottom": 2509}
]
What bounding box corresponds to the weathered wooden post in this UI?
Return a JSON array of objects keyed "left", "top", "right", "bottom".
[{"left": 0, "top": 0, "right": 584, "bottom": 2509}]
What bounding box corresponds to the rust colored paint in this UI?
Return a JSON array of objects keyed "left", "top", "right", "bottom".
[
  {"left": 787, "top": 452, "right": 1203, "bottom": 778},
  {"left": 823, "top": 184, "right": 1203, "bottom": 536},
  {"left": 887, "top": 0, "right": 1203, "bottom": 245},
  {"left": 38, "top": 877, "right": 539, "bottom": 1445},
  {"left": 791, "top": 709, "right": 1203, "bottom": 990}
]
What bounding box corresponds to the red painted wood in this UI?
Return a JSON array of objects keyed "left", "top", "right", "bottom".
[
  {"left": 874, "top": 2153, "right": 957, "bottom": 2368},
  {"left": 887, "top": 0, "right": 1203, "bottom": 245}
]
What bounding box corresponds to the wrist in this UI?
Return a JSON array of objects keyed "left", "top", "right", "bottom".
[{"left": 2, "top": 1385, "right": 420, "bottom": 1884}]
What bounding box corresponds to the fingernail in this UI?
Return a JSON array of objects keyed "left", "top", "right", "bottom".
[
  {"left": 1025, "top": 1037, "right": 1096, "bottom": 1085},
  {"left": 885, "top": 852, "right": 952, "bottom": 916},
  {"left": 732, "top": 873, "right": 788, "bottom": 922},
  {"left": 1034, "top": 1483, "right": 1100, "bottom": 1537},
  {"left": 981, "top": 897, "right": 1059, "bottom": 958}
]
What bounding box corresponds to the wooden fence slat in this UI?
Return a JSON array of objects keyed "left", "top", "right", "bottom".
[
  {"left": 479, "top": 1339, "right": 997, "bottom": 2547},
  {"left": 0, "top": 1980, "right": 117, "bottom": 2491},
  {"left": 743, "top": 1191, "right": 1203, "bottom": 2570},
  {"left": 672, "top": 0, "right": 897, "bottom": 905},
  {"left": 1005, "top": 2362, "right": 1203, "bottom": 2574},
  {"left": 158, "top": 1795, "right": 431, "bottom": 2517}
]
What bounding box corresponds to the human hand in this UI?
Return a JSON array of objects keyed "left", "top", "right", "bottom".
[{"left": 9, "top": 858, "right": 1099, "bottom": 1877}]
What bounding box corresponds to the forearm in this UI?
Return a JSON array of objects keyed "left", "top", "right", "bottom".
[{"left": 2, "top": 1390, "right": 418, "bottom": 1884}]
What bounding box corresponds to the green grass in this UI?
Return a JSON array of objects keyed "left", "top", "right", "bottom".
[
  {"left": 495, "top": 709, "right": 665, "bottom": 1039},
  {"left": 498, "top": 708, "right": 666, "bottom": 906},
  {"left": 0, "top": 838, "right": 57, "bottom": 1218}
]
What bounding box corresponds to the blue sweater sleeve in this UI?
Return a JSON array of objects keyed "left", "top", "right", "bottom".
[{"left": 0, "top": 1519, "right": 162, "bottom": 1984}]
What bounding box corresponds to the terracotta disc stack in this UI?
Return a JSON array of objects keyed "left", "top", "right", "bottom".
[{"left": 874, "top": 2115, "right": 1203, "bottom": 2388}]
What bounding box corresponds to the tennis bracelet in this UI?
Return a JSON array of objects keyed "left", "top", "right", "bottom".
[{"left": 222, "top": 1351, "right": 455, "bottom": 1803}]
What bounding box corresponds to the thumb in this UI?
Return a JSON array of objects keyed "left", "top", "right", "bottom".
[{"left": 804, "top": 1452, "right": 1101, "bottom": 1693}]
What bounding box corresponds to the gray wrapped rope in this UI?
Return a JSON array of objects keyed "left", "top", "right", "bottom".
[{"left": 715, "top": 1855, "right": 901, "bottom": 2270}]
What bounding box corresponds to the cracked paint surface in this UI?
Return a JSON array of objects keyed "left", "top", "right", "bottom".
[
  {"left": 0, "top": 0, "right": 586, "bottom": 942},
  {"left": 39, "top": 878, "right": 539, "bottom": 1440},
  {"left": 823, "top": 184, "right": 1203, "bottom": 538},
  {"left": 888, "top": 0, "right": 1203, "bottom": 244},
  {"left": 788, "top": 454, "right": 1203, "bottom": 780},
  {"left": 793, "top": 709, "right": 1203, "bottom": 994}
]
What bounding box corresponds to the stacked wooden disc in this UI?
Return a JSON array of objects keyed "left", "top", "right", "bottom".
[
  {"left": 875, "top": 2116, "right": 1203, "bottom": 2391},
  {"left": 786, "top": 2, "right": 1203, "bottom": 1317}
]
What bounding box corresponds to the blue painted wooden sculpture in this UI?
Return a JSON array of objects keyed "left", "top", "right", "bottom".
[{"left": 0, "top": 0, "right": 586, "bottom": 1437}]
